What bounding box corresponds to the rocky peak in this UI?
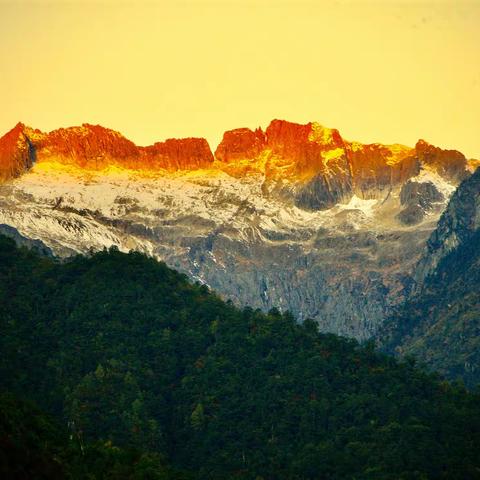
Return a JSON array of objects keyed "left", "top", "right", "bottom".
[
  {"left": 0, "top": 120, "right": 473, "bottom": 197},
  {"left": 346, "top": 143, "right": 419, "bottom": 198},
  {"left": 396, "top": 180, "right": 444, "bottom": 225},
  {"left": 143, "top": 138, "right": 214, "bottom": 171},
  {"left": 264, "top": 120, "right": 346, "bottom": 176},
  {"left": 414, "top": 139, "right": 468, "bottom": 182},
  {"left": 215, "top": 127, "right": 266, "bottom": 163},
  {"left": 0, "top": 123, "right": 215, "bottom": 175},
  {"left": 0, "top": 122, "right": 35, "bottom": 181},
  {"left": 34, "top": 124, "right": 139, "bottom": 168}
]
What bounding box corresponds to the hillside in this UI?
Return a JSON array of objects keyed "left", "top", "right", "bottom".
[
  {"left": 382, "top": 167, "right": 480, "bottom": 386},
  {"left": 1, "top": 235, "right": 480, "bottom": 479}
]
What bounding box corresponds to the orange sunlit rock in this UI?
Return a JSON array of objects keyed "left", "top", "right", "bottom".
[
  {"left": 414, "top": 139, "right": 468, "bottom": 182},
  {"left": 0, "top": 123, "right": 34, "bottom": 181},
  {"left": 0, "top": 120, "right": 471, "bottom": 196}
]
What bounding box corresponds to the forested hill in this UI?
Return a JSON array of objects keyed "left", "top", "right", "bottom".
[{"left": 1, "top": 235, "right": 480, "bottom": 480}]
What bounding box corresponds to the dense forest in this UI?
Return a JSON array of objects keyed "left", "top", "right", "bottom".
[{"left": 1, "top": 235, "right": 480, "bottom": 479}]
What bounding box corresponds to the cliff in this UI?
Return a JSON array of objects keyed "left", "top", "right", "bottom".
[
  {"left": 0, "top": 123, "right": 35, "bottom": 181},
  {"left": 0, "top": 120, "right": 471, "bottom": 203},
  {"left": 382, "top": 167, "right": 480, "bottom": 385},
  {"left": 0, "top": 123, "right": 214, "bottom": 178}
]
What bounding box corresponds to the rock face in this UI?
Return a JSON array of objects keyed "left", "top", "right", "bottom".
[
  {"left": 143, "top": 138, "right": 214, "bottom": 171},
  {"left": 0, "top": 123, "right": 35, "bottom": 181},
  {"left": 0, "top": 120, "right": 473, "bottom": 204},
  {"left": 34, "top": 124, "right": 139, "bottom": 168},
  {"left": 0, "top": 123, "right": 214, "bottom": 178},
  {"left": 215, "top": 127, "right": 266, "bottom": 164},
  {"left": 396, "top": 180, "right": 444, "bottom": 225},
  {"left": 215, "top": 120, "right": 468, "bottom": 211},
  {"left": 0, "top": 119, "right": 474, "bottom": 339},
  {"left": 413, "top": 166, "right": 480, "bottom": 289},
  {"left": 415, "top": 139, "right": 469, "bottom": 182},
  {"left": 382, "top": 167, "right": 480, "bottom": 385}
]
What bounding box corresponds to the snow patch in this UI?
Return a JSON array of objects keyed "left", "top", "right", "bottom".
[{"left": 409, "top": 168, "right": 456, "bottom": 199}]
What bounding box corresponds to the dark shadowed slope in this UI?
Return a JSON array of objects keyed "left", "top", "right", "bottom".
[{"left": 382, "top": 168, "right": 480, "bottom": 386}]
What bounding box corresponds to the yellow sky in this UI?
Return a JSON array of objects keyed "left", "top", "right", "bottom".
[{"left": 1, "top": 0, "right": 479, "bottom": 158}]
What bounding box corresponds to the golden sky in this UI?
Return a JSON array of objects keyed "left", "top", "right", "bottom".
[{"left": 1, "top": 0, "right": 479, "bottom": 158}]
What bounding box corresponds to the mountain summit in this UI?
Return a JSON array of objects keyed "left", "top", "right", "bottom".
[
  {"left": 0, "top": 120, "right": 473, "bottom": 197},
  {"left": 0, "top": 122, "right": 214, "bottom": 175}
]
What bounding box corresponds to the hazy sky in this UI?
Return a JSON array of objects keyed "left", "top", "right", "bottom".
[{"left": 1, "top": 0, "right": 479, "bottom": 157}]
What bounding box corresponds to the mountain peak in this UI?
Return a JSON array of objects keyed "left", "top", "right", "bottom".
[
  {"left": 414, "top": 138, "right": 468, "bottom": 182},
  {"left": 215, "top": 127, "right": 266, "bottom": 163},
  {"left": 0, "top": 120, "right": 473, "bottom": 190},
  {"left": 12, "top": 121, "right": 26, "bottom": 132},
  {"left": 0, "top": 122, "right": 34, "bottom": 181},
  {"left": 0, "top": 122, "right": 215, "bottom": 175}
]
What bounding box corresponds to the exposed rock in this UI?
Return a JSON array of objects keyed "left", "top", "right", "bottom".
[
  {"left": 415, "top": 139, "right": 468, "bottom": 183},
  {"left": 1, "top": 123, "right": 214, "bottom": 174},
  {"left": 295, "top": 172, "right": 352, "bottom": 210},
  {"left": 382, "top": 168, "right": 480, "bottom": 385},
  {"left": 347, "top": 143, "right": 420, "bottom": 198},
  {"left": 0, "top": 123, "right": 35, "bottom": 181},
  {"left": 396, "top": 180, "right": 444, "bottom": 225},
  {"left": 215, "top": 127, "right": 266, "bottom": 163},
  {"left": 0, "top": 120, "right": 472, "bottom": 212},
  {"left": 33, "top": 124, "right": 138, "bottom": 168},
  {"left": 413, "top": 167, "right": 480, "bottom": 288},
  {"left": 266, "top": 119, "right": 344, "bottom": 175},
  {"left": 143, "top": 138, "right": 214, "bottom": 171},
  {"left": 400, "top": 180, "right": 444, "bottom": 208}
]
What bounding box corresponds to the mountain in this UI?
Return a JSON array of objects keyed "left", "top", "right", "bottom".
[
  {"left": 1, "top": 235, "right": 480, "bottom": 479},
  {"left": 0, "top": 122, "right": 214, "bottom": 174},
  {"left": 382, "top": 167, "right": 480, "bottom": 386},
  {"left": 0, "top": 123, "right": 35, "bottom": 181},
  {"left": 0, "top": 119, "right": 475, "bottom": 338}
]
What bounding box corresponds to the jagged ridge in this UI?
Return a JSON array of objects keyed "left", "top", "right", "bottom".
[{"left": 0, "top": 120, "right": 474, "bottom": 211}]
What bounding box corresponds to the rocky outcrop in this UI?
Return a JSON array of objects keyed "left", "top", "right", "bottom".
[
  {"left": 143, "top": 138, "right": 214, "bottom": 171},
  {"left": 414, "top": 139, "right": 469, "bottom": 183},
  {"left": 347, "top": 143, "right": 419, "bottom": 198},
  {"left": 0, "top": 121, "right": 472, "bottom": 211},
  {"left": 215, "top": 127, "right": 266, "bottom": 163},
  {"left": 265, "top": 120, "right": 345, "bottom": 175},
  {"left": 33, "top": 124, "right": 138, "bottom": 168},
  {"left": 382, "top": 167, "right": 480, "bottom": 385},
  {"left": 0, "top": 123, "right": 214, "bottom": 175},
  {"left": 214, "top": 120, "right": 469, "bottom": 210},
  {"left": 413, "top": 167, "right": 480, "bottom": 288},
  {"left": 294, "top": 171, "right": 353, "bottom": 210},
  {"left": 396, "top": 180, "right": 444, "bottom": 225},
  {"left": 0, "top": 123, "right": 35, "bottom": 181}
]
